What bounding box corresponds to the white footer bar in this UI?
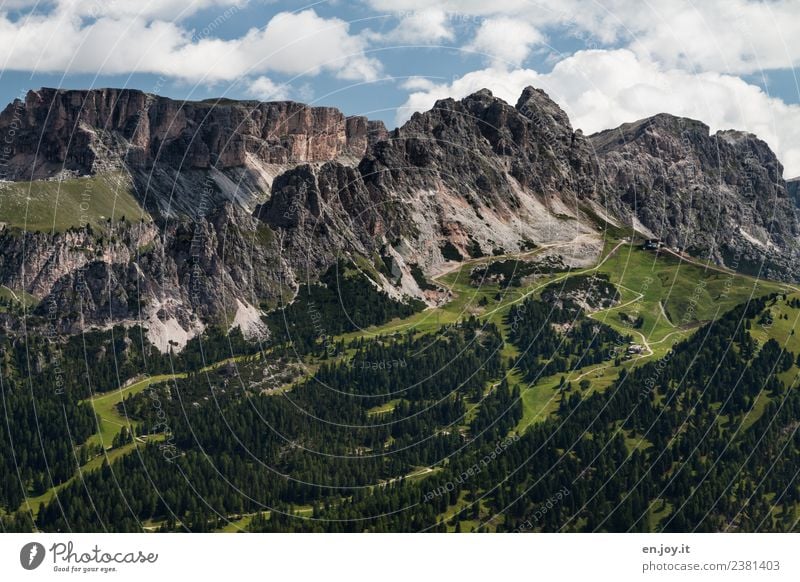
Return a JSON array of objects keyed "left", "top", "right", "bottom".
[{"left": 1, "top": 533, "right": 797, "bottom": 581}]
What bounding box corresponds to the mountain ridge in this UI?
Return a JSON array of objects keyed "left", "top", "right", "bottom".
[{"left": 0, "top": 85, "right": 797, "bottom": 349}]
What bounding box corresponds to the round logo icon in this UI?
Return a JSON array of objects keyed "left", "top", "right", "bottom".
[{"left": 20, "top": 542, "right": 46, "bottom": 570}]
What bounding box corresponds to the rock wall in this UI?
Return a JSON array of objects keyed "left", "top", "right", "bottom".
[
  {"left": 0, "top": 88, "right": 381, "bottom": 180},
  {"left": 591, "top": 114, "right": 800, "bottom": 279}
]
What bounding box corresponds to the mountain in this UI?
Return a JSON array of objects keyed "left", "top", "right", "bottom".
[
  {"left": 256, "top": 87, "right": 604, "bottom": 294},
  {"left": 591, "top": 114, "right": 800, "bottom": 279},
  {"left": 0, "top": 86, "right": 797, "bottom": 349}
]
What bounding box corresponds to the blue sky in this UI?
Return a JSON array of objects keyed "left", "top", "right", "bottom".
[{"left": 2, "top": 0, "right": 800, "bottom": 174}]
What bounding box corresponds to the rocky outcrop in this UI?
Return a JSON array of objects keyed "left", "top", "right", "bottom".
[
  {"left": 256, "top": 87, "right": 602, "bottom": 291},
  {"left": 591, "top": 114, "right": 800, "bottom": 279},
  {"left": 0, "top": 205, "right": 288, "bottom": 349},
  {"left": 0, "top": 222, "right": 157, "bottom": 299},
  {"left": 788, "top": 177, "right": 800, "bottom": 207}
]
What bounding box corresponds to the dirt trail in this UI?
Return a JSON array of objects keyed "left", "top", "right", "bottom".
[
  {"left": 479, "top": 240, "right": 627, "bottom": 320},
  {"left": 659, "top": 300, "right": 676, "bottom": 327}
]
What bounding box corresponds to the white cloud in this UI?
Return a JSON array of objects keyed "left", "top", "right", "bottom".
[
  {"left": 399, "top": 77, "right": 439, "bottom": 92},
  {"left": 372, "top": 9, "right": 454, "bottom": 44},
  {"left": 0, "top": 6, "right": 381, "bottom": 83},
  {"left": 626, "top": 0, "right": 800, "bottom": 74},
  {"left": 61, "top": 0, "right": 246, "bottom": 21},
  {"left": 246, "top": 76, "right": 290, "bottom": 101},
  {"left": 0, "top": 0, "right": 55, "bottom": 10},
  {"left": 397, "top": 49, "right": 800, "bottom": 176},
  {"left": 367, "top": 0, "right": 800, "bottom": 74},
  {"left": 233, "top": 10, "right": 381, "bottom": 81},
  {"left": 366, "top": 1, "right": 531, "bottom": 16},
  {"left": 466, "top": 17, "right": 544, "bottom": 67}
]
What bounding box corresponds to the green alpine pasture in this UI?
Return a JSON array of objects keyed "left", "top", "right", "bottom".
[{"left": 0, "top": 172, "right": 149, "bottom": 232}]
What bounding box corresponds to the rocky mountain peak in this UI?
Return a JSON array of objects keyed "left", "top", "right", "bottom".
[
  {"left": 590, "top": 113, "right": 709, "bottom": 154},
  {"left": 392, "top": 87, "right": 596, "bottom": 192},
  {"left": 515, "top": 86, "right": 574, "bottom": 133},
  {"left": 591, "top": 111, "right": 798, "bottom": 279}
]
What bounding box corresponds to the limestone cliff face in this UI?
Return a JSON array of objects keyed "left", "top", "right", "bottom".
[
  {"left": 591, "top": 114, "right": 800, "bottom": 279},
  {"left": 0, "top": 88, "right": 385, "bottom": 216},
  {"left": 1, "top": 88, "right": 379, "bottom": 171},
  {"left": 0, "top": 222, "right": 157, "bottom": 299},
  {"left": 0, "top": 206, "right": 288, "bottom": 350}
]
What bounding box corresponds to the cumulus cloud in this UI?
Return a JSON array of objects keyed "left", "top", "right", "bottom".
[
  {"left": 62, "top": 0, "right": 246, "bottom": 21},
  {"left": 370, "top": 9, "right": 454, "bottom": 44},
  {"left": 466, "top": 17, "right": 544, "bottom": 67},
  {"left": 367, "top": 0, "right": 800, "bottom": 74},
  {"left": 246, "top": 76, "right": 290, "bottom": 101},
  {"left": 0, "top": 5, "right": 381, "bottom": 83},
  {"left": 397, "top": 49, "right": 800, "bottom": 176},
  {"left": 366, "top": 0, "right": 531, "bottom": 16},
  {"left": 626, "top": 0, "right": 800, "bottom": 74}
]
